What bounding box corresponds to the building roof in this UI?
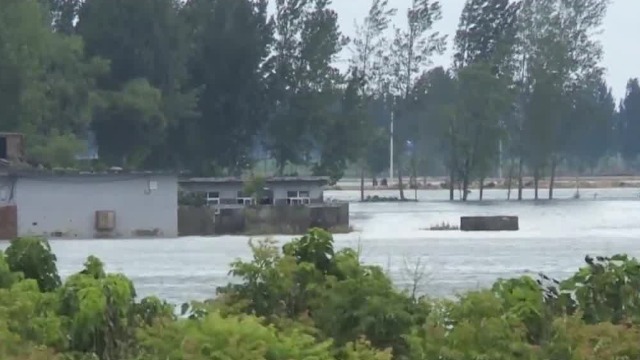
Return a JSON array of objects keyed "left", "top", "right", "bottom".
[
  {"left": 0, "top": 166, "right": 180, "bottom": 178},
  {"left": 180, "top": 176, "right": 330, "bottom": 186}
]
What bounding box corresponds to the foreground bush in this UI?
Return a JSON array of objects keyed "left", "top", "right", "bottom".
[{"left": 1, "top": 232, "right": 640, "bottom": 359}]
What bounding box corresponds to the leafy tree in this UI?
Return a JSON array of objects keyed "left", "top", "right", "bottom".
[
  {"left": 0, "top": 0, "right": 50, "bottom": 133},
  {"left": 350, "top": 0, "right": 397, "bottom": 200},
  {"left": 77, "top": 0, "right": 195, "bottom": 168},
  {"left": 387, "top": 0, "right": 447, "bottom": 200},
  {"left": 4, "top": 237, "right": 61, "bottom": 292},
  {"left": 409, "top": 67, "right": 457, "bottom": 198},
  {"left": 517, "top": 0, "right": 610, "bottom": 199},
  {"left": 312, "top": 70, "right": 369, "bottom": 185},
  {"left": 180, "top": 0, "right": 272, "bottom": 175},
  {"left": 566, "top": 77, "right": 616, "bottom": 174},
  {"left": 92, "top": 79, "right": 166, "bottom": 168},
  {"left": 453, "top": 0, "right": 520, "bottom": 200},
  {"left": 265, "top": 0, "right": 346, "bottom": 175},
  {"left": 619, "top": 78, "right": 640, "bottom": 165}
]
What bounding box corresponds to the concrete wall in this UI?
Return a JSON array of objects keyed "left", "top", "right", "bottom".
[
  {"left": 178, "top": 203, "right": 349, "bottom": 236},
  {"left": 180, "top": 182, "right": 242, "bottom": 201},
  {"left": 180, "top": 180, "right": 325, "bottom": 204},
  {"left": 270, "top": 182, "right": 324, "bottom": 202},
  {"left": 15, "top": 174, "right": 178, "bottom": 238},
  {"left": 0, "top": 176, "right": 16, "bottom": 206}
]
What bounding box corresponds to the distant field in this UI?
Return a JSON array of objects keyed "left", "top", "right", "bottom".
[{"left": 334, "top": 175, "right": 640, "bottom": 190}]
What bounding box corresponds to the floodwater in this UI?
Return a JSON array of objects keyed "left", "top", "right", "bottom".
[{"left": 2, "top": 187, "right": 640, "bottom": 305}]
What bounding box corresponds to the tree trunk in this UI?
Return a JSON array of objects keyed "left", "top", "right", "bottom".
[
  {"left": 398, "top": 168, "right": 405, "bottom": 200},
  {"left": 517, "top": 157, "right": 523, "bottom": 201},
  {"left": 506, "top": 159, "right": 514, "bottom": 200},
  {"left": 449, "top": 168, "right": 455, "bottom": 201},
  {"left": 462, "top": 172, "right": 470, "bottom": 202},
  {"left": 360, "top": 166, "right": 365, "bottom": 202},
  {"left": 479, "top": 177, "right": 485, "bottom": 201},
  {"left": 548, "top": 158, "right": 557, "bottom": 200},
  {"left": 534, "top": 167, "right": 539, "bottom": 200}
]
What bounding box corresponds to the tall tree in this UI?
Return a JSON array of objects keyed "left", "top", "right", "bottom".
[
  {"left": 77, "top": 0, "right": 195, "bottom": 168},
  {"left": 387, "top": 0, "right": 446, "bottom": 200},
  {"left": 566, "top": 77, "right": 615, "bottom": 175},
  {"left": 517, "top": 0, "right": 610, "bottom": 199},
  {"left": 312, "top": 70, "right": 368, "bottom": 184},
  {"left": 180, "top": 0, "right": 272, "bottom": 175},
  {"left": 453, "top": 0, "right": 520, "bottom": 200},
  {"left": 350, "top": 0, "right": 396, "bottom": 200},
  {"left": 619, "top": 79, "right": 640, "bottom": 166},
  {"left": 265, "top": 0, "right": 346, "bottom": 175},
  {"left": 409, "top": 67, "right": 457, "bottom": 199},
  {"left": 0, "top": 0, "right": 50, "bottom": 133}
]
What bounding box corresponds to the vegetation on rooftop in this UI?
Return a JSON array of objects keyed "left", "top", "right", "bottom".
[{"left": 2, "top": 231, "right": 640, "bottom": 359}]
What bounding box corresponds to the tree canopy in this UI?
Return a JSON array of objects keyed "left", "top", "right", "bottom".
[{"left": 0, "top": 0, "right": 634, "bottom": 198}]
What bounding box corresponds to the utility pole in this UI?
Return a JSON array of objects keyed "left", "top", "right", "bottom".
[{"left": 389, "top": 100, "right": 395, "bottom": 182}]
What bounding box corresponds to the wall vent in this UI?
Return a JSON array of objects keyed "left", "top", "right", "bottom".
[{"left": 95, "top": 210, "right": 116, "bottom": 231}]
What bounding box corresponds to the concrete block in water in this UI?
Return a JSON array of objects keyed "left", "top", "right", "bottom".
[{"left": 460, "top": 216, "right": 519, "bottom": 231}]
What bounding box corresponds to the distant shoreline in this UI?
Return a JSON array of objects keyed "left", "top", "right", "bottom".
[{"left": 330, "top": 176, "right": 640, "bottom": 191}]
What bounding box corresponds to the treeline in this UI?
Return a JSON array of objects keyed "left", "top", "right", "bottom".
[
  {"left": 2, "top": 231, "right": 640, "bottom": 359},
  {"left": 2, "top": 0, "right": 640, "bottom": 198}
]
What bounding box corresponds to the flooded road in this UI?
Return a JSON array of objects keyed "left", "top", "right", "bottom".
[{"left": 2, "top": 187, "right": 640, "bottom": 305}]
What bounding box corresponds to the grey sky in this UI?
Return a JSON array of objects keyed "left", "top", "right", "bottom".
[{"left": 329, "top": 0, "right": 638, "bottom": 101}]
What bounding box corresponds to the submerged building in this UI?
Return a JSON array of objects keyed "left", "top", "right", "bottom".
[{"left": 0, "top": 133, "right": 178, "bottom": 240}]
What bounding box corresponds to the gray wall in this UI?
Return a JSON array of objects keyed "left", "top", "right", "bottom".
[
  {"left": 180, "top": 182, "right": 243, "bottom": 204},
  {"left": 15, "top": 174, "right": 177, "bottom": 238},
  {"left": 180, "top": 180, "right": 325, "bottom": 204},
  {"left": 270, "top": 182, "right": 323, "bottom": 201},
  {"left": 0, "top": 176, "right": 16, "bottom": 206}
]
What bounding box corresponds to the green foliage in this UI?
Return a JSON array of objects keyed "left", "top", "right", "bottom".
[
  {"left": 3, "top": 230, "right": 640, "bottom": 359},
  {"left": 243, "top": 175, "right": 267, "bottom": 201},
  {"left": 5, "top": 237, "right": 61, "bottom": 292},
  {"left": 28, "top": 131, "right": 84, "bottom": 169}
]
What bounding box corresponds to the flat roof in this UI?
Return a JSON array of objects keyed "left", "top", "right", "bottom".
[
  {"left": 180, "top": 176, "right": 329, "bottom": 185},
  {"left": 0, "top": 167, "right": 180, "bottom": 178}
]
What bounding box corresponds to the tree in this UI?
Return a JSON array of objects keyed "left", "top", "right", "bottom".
[
  {"left": 387, "top": 0, "right": 447, "bottom": 200},
  {"left": 407, "top": 67, "right": 457, "bottom": 198},
  {"left": 180, "top": 0, "right": 272, "bottom": 175},
  {"left": 566, "top": 77, "right": 616, "bottom": 175},
  {"left": 619, "top": 78, "right": 640, "bottom": 165},
  {"left": 4, "top": 237, "right": 61, "bottom": 292},
  {"left": 0, "top": 0, "right": 50, "bottom": 133},
  {"left": 77, "top": 0, "right": 195, "bottom": 168},
  {"left": 453, "top": 0, "right": 520, "bottom": 201},
  {"left": 351, "top": 0, "right": 397, "bottom": 201},
  {"left": 517, "top": 0, "right": 610, "bottom": 199},
  {"left": 313, "top": 70, "right": 369, "bottom": 185},
  {"left": 454, "top": 64, "right": 511, "bottom": 201},
  {"left": 265, "top": 0, "right": 346, "bottom": 175}
]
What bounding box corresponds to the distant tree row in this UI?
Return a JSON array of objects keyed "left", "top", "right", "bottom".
[{"left": 1, "top": 0, "right": 639, "bottom": 200}]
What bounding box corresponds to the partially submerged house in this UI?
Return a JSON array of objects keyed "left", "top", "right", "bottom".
[
  {"left": 179, "top": 176, "right": 329, "bottom": 207},
  {"left": 0, "top": 133, "right": 178, "bottom": 239}
]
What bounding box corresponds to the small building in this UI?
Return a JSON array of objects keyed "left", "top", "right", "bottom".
[
  {"left": 0, "top": 169, "right": 178, "bottom": 240},
  {"left": 179, "top": 176, "right": 329, "bottom": 207}
]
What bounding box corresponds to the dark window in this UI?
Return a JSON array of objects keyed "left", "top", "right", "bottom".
[
  {"left": 287, "top": 191, "right": 298, "bottom": 198},
  {"left": 207, "top": 192, "right": 219, "bottom": 199},
  {"left": 0, "top": 136, "right": 6, "bottom": 159},
  {"left": 299, "top": 191, "right": 310, "bottom": 198}
]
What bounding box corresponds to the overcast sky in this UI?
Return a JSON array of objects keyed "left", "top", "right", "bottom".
[{"left": 326, "top": 0, "right": 638, "bottom": 101}]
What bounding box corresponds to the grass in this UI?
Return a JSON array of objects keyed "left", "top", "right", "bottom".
[{"left": 425, "top": 221, "right": 460, "bottom": 231}]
